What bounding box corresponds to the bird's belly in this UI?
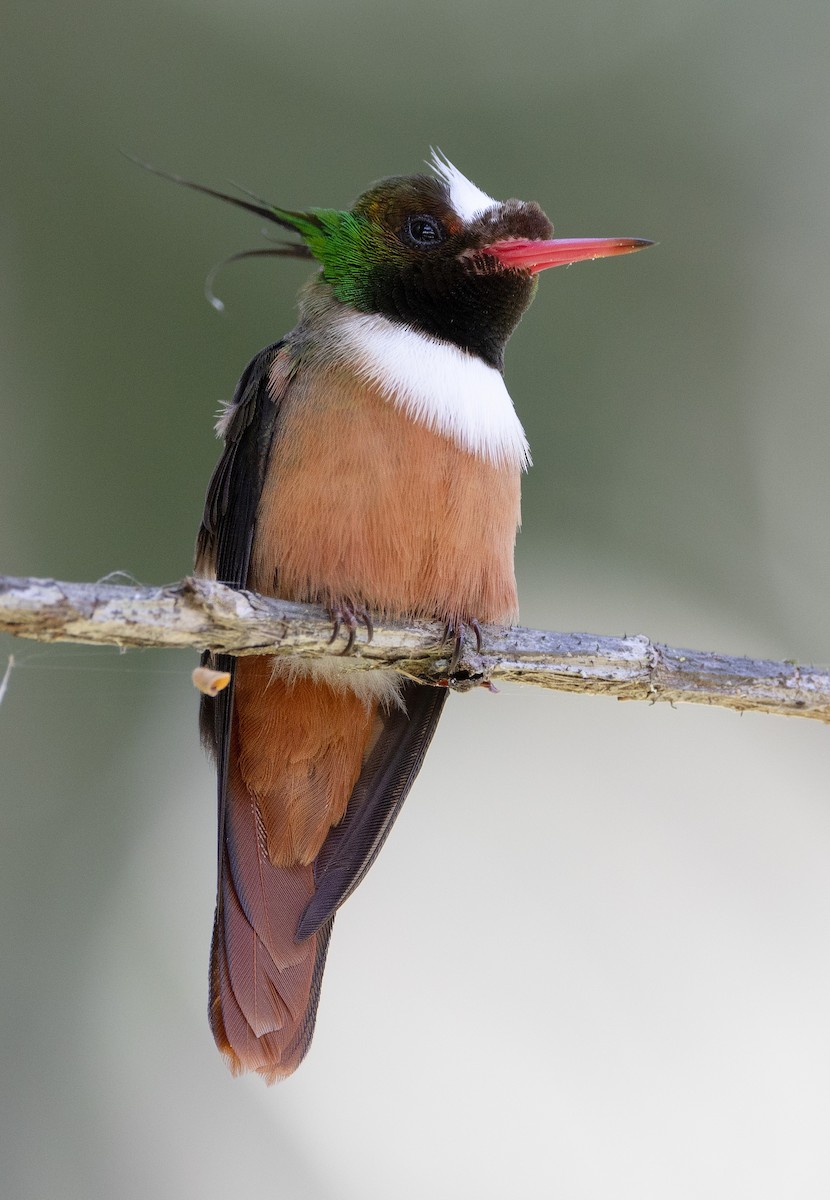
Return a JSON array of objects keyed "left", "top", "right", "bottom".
[{"left": 249, "top": 367, "right": 521, "bottom": 625}]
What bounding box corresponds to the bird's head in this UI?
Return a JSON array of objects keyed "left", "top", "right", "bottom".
[
  {"left": 135, "top": 150, "right": 650, "bottom": 370},
  {"left": 277, "top": 151, "right": 650, "bottom": 368}
]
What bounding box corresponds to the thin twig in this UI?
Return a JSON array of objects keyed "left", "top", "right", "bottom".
[{"left": 0, "top": 573, "right": 827, "bottom": 722}]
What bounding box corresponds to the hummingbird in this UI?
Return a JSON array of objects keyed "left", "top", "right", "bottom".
[{"left": 156, "top": 150, "right": 650, "bottom": 1081}]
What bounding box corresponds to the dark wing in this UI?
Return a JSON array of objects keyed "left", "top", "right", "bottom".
[
  {"left": 196, "top": 340, "right": 292, "bottom": 767},
  {"left": 196, "top": 340, "right": 329, "bottom": 1079},
  {"left": 195, "top": 338, "right": 290, "bottom": 594},
  {"left": 196, "top": 340, "right": 294, "bottom": 911},
  {"left": 296, "top": 679, "right": 448, "bottom": 941}
]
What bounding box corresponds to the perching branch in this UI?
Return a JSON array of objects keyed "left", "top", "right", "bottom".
[{"left": 0, "top": 573, "right": 828, "bottom": 722}]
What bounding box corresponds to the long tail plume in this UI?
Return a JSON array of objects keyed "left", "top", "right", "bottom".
[
  {"left": 204, "top": 246, "right": 313, "bottom": 311},
  {"left": 124, "top": 153, "right": 316, "bottom": 309},
  {"left": 123, "top": 152, "right": 319, "bottom": 244}
]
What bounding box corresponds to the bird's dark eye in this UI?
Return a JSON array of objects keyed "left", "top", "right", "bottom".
[{"left": 402, "top": 214, "right": 446, "bottom": 249}]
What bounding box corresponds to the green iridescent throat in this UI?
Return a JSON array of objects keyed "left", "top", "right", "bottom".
[{"left": 273, "top": 206, "right": 386, "bottom": 308}]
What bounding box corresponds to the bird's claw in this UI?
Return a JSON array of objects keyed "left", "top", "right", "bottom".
[
  {"left": 443, "top": 617, "right": 484, "bottom": 674},
  {"left": 328, "top": 602, "right": 374, "bottom": 655}
]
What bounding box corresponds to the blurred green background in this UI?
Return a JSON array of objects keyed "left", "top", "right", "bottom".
[{"left": 2, "top": 1, "right": 830, "bottom": 1197}]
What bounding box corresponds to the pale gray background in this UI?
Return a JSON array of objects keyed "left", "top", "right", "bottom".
[{"left": 2, "top": 1, "right": 830, "bottom": 1197}]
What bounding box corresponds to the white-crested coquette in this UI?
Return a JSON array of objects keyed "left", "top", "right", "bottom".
[{"left": 152, "top": 150, "right": 651, "bottom": 1080}]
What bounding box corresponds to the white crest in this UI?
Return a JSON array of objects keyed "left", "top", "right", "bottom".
[
  {"left": 334, "top": 309, "right": 530, "bottom": 471},
  {"left": 428, "top": 148, "right": 498, "bottom": 225}
]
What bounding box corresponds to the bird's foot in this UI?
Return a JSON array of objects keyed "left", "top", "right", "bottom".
[
  {"left": 442, "top": 617, "right": 484, "bottom": 675},
  {"left": 327, "top": 601, "right": 374, "bottom": 655}
]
